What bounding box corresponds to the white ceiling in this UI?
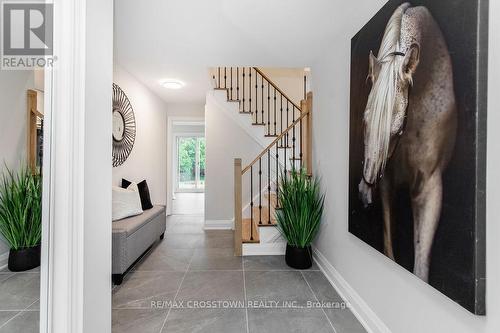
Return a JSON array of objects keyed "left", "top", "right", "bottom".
[{"left": 114, "top": 0, "right": 384, "bottom": 104}]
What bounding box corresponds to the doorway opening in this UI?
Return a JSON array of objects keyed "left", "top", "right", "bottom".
[
  {"left": 168, "top": 118, "right": 205, "bottom": 215},
  {"left": 176, "top": 135, "right": 206, "bottom": 192}
]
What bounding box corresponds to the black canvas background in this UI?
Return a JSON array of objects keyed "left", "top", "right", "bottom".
[{"left": 348, "top": 0, "right": 485, "bottom": 313}]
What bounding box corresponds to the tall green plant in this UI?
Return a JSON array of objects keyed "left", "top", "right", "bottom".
[
  {"left": 275, "top": 168, "right": 325, "bottom": 248},
  {"left": 0, "top": 167, "right": 42, "bottom": 250}
]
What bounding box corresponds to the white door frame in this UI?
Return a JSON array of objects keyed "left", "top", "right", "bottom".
[
  {"left": 166, "top": 116, "right": 205, "bottom": 215},
  {"left": 42, "top": 0, "right": 113, "bottom": 332},
  {"left": 174, "top": 133, "right": 205, "bottom": 193}
]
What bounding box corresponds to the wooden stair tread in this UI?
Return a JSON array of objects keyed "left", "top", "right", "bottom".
[{"left": 242, "top": 218, "right": 260, "bottom": 243}]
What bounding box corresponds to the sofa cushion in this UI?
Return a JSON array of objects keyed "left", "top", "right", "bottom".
[{"left": 112, "top": 205, "right": 165, "bottom": 237}]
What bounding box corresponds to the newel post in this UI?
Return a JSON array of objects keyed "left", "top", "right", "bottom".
[
  {"left": 234, "top": 158, "right": 243, "bottom": 256},
  {"left": 301, "top": 92, "right": 313, "bottom": 175}
]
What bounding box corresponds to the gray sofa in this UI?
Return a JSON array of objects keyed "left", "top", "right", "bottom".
[{"left": 112, "top": 205, "right": 166, "bottom": 285}]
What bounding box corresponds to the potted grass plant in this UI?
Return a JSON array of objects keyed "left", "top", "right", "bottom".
[
  {"left": 0, "top": 167, "right": 42, "bottom": 272},
  {"left": 275, "top": 168, "right": 325, "bottom": 269}
]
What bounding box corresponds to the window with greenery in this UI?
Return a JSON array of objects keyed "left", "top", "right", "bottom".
[{"left": 177, "top": 137, "right": 205, "bottom": 190}]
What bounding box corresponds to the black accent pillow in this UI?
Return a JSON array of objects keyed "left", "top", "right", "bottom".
[
  {"left": 121, "top": 179, "right": 132, "bottom": 188},
  {"left": 121, "top": 178, "right": 154, "bottom": 210}
]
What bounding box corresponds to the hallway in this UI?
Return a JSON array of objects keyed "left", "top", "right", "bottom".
[
  {"left": 172, "top": 193, "right": 204, "bottom": 215},
  {"left": 111, "top": 214, "right": 366, "bottom": 333}
]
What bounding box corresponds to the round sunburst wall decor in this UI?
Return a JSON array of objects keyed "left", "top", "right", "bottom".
[{"left": 112, "top": 83, "right": 136, "bottom": 167}]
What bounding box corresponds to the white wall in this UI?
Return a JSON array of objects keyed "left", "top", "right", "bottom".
[
  {"left": 0, "top": 70, "right": 37, "bottom": 264},
  {"left": 205, "top": 93, "right": 265, "bottom": 224},
  {"left": 312, "top": 1, "right": 499, "bottom": 333},
  {"left": 172, "top": 124, "right": 205, "bottom": 134},
  {"left": 166, "top": 103, "right": 205, "bottom": 118},
  {"left": 113, "top": 64, "right": 168, "bottom": 206},
  {"left": 260, "top": 68, "right": 306, "bottom": 106}
]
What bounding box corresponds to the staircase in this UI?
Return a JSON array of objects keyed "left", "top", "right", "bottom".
[{"left": 211, "top": 67, "right": 313, "bottom": 256}]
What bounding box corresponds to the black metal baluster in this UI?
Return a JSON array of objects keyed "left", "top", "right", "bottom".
[
  {"left": 275, "top": 144, "right": 279, "bottom": 206},
  {"left": 255, "top": 69, "right": 258, "bottom": 123},
  {"left": 267, "top": 149, "right": 271, "bottom": 224},
  {"left": 224, "top": 67, "right": 227, "bottom": 89},
  {"left": 274, "top": 89, "right": 277, "bottom": 136},
  {"left": 267, "top": 82, "right": 270, "bottom": 135},
  {"left": 250, "top": 166, "right": 254, "bottom": 241},
  {"left": 304, "top": 74, "right": 307, "bottom": 100},
  {"left": 292, "top": 105, "right": 296, "bottom": 166},
  {"left": 286, "top": 101, "right": 289, "bottom": 148},
  {"left": 230, "top": 67, "right": 233, "bottom": 100},
  {"left": 249, "top": 68, "right": 252, "bottom": 119},
  {"left": 259, "top": 158, "right": 262, "bottom": 225},
  {"left": 284, "top": 123, "right": 287, "bottom": 176},
  {"left": 300, "top": 112, "right": 303, "bottom": 168},
  {"left": 261, "top": 76, "right": 264, "bottom": 125},
  {"left": 242, "top": 68, "right": 246, "bottom": 112},
  {"left": 280, "top": 95, "right": 283, "bottom": 145}
]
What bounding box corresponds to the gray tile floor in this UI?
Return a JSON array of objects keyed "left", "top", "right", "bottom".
[
  {"left": 172, "top": 193, "right": 204, "bottom": 215},
  {"left": 0, "top": 267, "right": 40, "bottom": 333},
  {"left": 112, "top": 213, "right": 367, "bottom": 333}
]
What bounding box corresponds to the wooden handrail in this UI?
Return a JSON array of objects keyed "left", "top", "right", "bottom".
[
  {"left": 253, "top": 67, "right": 302, "bottom": 111},
  {"left": 242, "top": 109, "right": 309, "bottom": 174}
]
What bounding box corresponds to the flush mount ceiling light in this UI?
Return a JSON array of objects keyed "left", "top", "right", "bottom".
[{"left": 160, "top": 79, "right": 185, "bottom": 89}]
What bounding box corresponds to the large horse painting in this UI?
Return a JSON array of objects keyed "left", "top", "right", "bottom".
[{"left": 349, "top": 0, "right": 488, "bottom": 315}]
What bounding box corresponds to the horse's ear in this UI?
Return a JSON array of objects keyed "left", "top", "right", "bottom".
[
  {"left": 367, "top": 50, "right": 379, "bottom": 84},
  {"left": 402, "top": 43, "right": 420, "bottom": 84}
]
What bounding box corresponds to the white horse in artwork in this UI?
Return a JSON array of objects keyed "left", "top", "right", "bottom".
[{"left": 358, "top": 3, "right": 457, "bottom": 282}]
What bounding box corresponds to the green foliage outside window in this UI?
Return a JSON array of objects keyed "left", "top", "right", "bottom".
[{"left": 178, "top": 137, "right": 205, "bottom": 182}]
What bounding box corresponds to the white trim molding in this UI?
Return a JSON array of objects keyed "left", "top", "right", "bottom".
[
  {"left": 242, "top": 242, "right": 286, "bottom": 256},
  {"left": 313, "top": 248, "right": 391, "bottom": 333},
  {"left": 44, "top": 0, "right": 87, "bottom": 331},
  {"left": 204, "top": 219, "right": 234, "bottom": 230},
  {"left": 45, "top": 0, "right": 113, "bottom": 332}
]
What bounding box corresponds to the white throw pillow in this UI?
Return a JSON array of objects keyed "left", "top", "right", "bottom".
[
  {"left": 112, "top": 185, "right": 143, "bottom": 221},
  {"left": 127, "top": 181, "right": 140, "bottom": 193}
]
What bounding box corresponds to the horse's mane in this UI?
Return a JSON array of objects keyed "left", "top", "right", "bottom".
[{"left": 364, "top": 3, "right": 410, "bottom": 176}]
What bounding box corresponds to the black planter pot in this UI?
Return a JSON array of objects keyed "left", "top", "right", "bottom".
[
  {"left": 285, "top": 244, "right": 313, "bottom": 269},
  {"left": 8, "top": 244, "right": 41, "bottom": 272}
]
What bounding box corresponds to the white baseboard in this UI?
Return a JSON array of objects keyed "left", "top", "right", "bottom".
[
  {"left": 243, "top": 242, "right": 286, "bottom": 256},
  {"left": 313, "top": 248, "right": 391, "bottom": 333},
  {"left": 0, "top": 252, "right": 8, "bottom": 271},
  {"left": 204, "top": 219, "right": 234, "bottom": 230}
]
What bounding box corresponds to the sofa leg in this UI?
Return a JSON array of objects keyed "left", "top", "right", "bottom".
[
  {"left": 160, "top": 233, "right": 165, "bottom": 240},
  {"left": 113, "top": 274, "right": 124, "bottom": 285}
]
